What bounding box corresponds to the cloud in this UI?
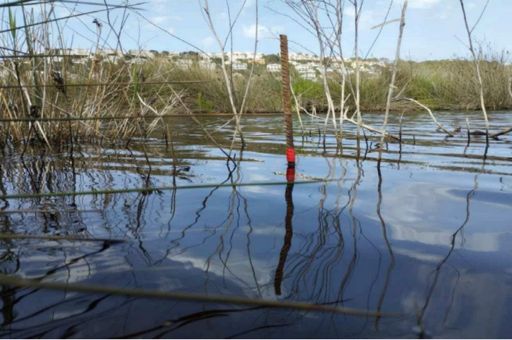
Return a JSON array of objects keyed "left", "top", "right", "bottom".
[
  {"left": 201, "top": 36, "right": 216, "bottom": 49},
  {"left": 242, "top": 24, "right": 284, "bottom": 39},
  {"left": 408, "top": 0, "right": 442, "bottom": 9},
  {"left": 151, "top": 15, "right": 171, "bottom": 25}
]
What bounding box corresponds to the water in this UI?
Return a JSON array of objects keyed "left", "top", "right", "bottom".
[{"left": 0, "top": 112, "right": 510, "bottom": 338}]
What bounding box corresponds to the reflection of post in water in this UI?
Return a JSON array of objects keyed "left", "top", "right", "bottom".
[
  {"left": 274, "top": 171, "right": 294, "bottom": 296},
  {"left": 274, "top": 34, "right": 295, "bottom": 296}
]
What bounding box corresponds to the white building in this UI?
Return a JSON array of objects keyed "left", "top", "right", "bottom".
[
  {"left": 175, "top": 59, "right": 194, "bottom": 69},
  {"left": 209, "top": 52, "right": 264, "bottom": 64},
  {"left": 267, "top": 63, "right": 281, "bottom": 73},
  {"left": 199, "top": 60, "right": 217, "bottom": 70},
  {"left": 289, "top": 52, "right": 318, "bottom": 62},
  {"left": 232, "top": 62, "right": 248, "bottom": 71},
  {"left": 127, "top": 50, "right": 155, "bottom": 59},
  {"left": 295, "top": 64, "right": 317, "bottom": 80}
]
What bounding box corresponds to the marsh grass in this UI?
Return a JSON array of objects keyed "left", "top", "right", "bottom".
[
  {"left": 151, "top": 55, "right": 512, "bottom": 115},
  {"left": 0, "top": 0, "right": 181, "bottom": 147}
]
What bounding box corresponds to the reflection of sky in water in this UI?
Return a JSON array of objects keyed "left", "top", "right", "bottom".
[{"left": 0, "top": 112, "right": 511, "bottom": 337}]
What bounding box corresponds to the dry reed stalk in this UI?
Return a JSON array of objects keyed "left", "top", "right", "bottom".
[
  {"left": 351, "top": 0, "right": 363, "bottom": 132},
  {"left": 381, "top": 0, "right": 407, "bottom": 144},
  {"left": 200, "top": 0, "right": 244, "bottom": 149}
]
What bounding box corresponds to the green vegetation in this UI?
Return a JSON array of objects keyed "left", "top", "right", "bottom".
[
  {"left": 130, "top": 55, "right": 512, "bottom": 114},
  {"left": 3, "top": 53, "right": 511, "bottom": 145}
]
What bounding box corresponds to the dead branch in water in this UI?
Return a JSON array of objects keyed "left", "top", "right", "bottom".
[
  {"left": 469, "top": 127, "right": 512, "bottom": 139},
  {"left": 396, "top": 97, "right": 455, "bottom": 137}
]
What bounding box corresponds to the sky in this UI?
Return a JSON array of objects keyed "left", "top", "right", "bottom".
[{"left": 16, "top": 0, "right": 512, "bottom": 61}]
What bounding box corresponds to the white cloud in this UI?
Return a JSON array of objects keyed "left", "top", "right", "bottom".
[
  {"left": 201, "top": 36, "right": 216, "bottom": 49},
  {"left": 409, "top": 0, "right": 442, "bottom": 9},
  {"left": 151, "top": 15, "right": 170, "bottom": 25},
  {"left": 242, "top": 24, "right": 284, "bottom": 39}
]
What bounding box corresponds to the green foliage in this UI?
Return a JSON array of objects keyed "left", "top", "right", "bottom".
[
  {"left": 264, "top": 54, "right": 280, "bottom": 64},
  {"left": 293, "top": 79, "right": 324, "bottom": 100},
  {"left": 196, "top": 92, "right": 215, "bottom": 112}
]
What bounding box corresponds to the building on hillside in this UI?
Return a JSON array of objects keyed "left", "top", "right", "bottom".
[
  {"left": 231, "top": 62, "right": 248, "bottom": 71},
  {"left": 294, "top": 63, "right": 317, "bottom": 80},
  {"left": 266, "top": 63, "right": 281, "bottom": 73},
  {"left": 289, "top": 52, "right": 318, "bottom": 62},
  {"left": 175, "top": 59, "right": 194, "bottom": 69},
  {"left": 127, "top": 50, "right": 156, "bottom": 60},
  {"left": 199, "top": 60, "right": 217, "bottom": 70},
  {"left": 208, "top": 52, "right": 264, "bottom": 64}
]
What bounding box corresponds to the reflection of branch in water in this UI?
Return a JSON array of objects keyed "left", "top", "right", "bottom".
[
  {"left": 1, "top": 295, "right": 123, "bottom": 338},
  {"left": 133, "top": 306, "right": 264, "bottom": 338},
  {"left": 282, "top": 160, "right": 351, "bottom": 306},
  {"left": 7, "top": 242, "right": 115, "bottom": 305},
  {"left": 336, "top": 158, "right": 364, "bottom": 305},
  {"left": 204, "top": 188, "right": 239, "bottom": 291},
  {"left": 374, "top": 157, "right": 396, "bottom": 330},
  {"left": 0, "top": 240, "right": 116, "bottom": 331},
  {"left": 240, "top": 188, "right": 262, "bottom": 296},
  {"left": 163, "top": 167, "right": 236, "bottom": 257},
  {"left": 286, "top": 183, "right": 330, "bottom": 301},
  {"left": 218, "top": 189, "right": 242, "bottom": 284},
  {"left": 415, "top": 173, "right": 479, "bottom": 338}
]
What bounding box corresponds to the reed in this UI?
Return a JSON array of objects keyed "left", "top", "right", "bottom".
[{"left": 0, "top": 0, "right": 179, "bottom": 147}]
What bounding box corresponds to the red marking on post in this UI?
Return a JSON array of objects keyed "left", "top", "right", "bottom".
[
  {"left": 286, "top": 147, "right": 296, "bottom": 164},
  {"left": 286, "top": 166, "right": 296, "bottom": 183}
]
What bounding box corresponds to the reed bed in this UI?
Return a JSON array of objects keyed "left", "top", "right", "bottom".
[
  {"left": 160, "top": 56, "right": 512, "bottom": 113},
  {"left": 123, "top": 55, "right": 512, "bottom": 114},
  {"left": 0, "top": 0, "right": 186, "bottom": 147}
]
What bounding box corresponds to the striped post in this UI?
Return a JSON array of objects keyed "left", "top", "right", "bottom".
[
  {"left": 274, "top": 35, "right": 296, "bottom": 295},
  {"left": 280, "top": 35, "right": 296, "bottom": 182}
]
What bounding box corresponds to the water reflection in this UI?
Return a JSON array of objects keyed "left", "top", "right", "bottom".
[{"left": 0, "top": 113, "right": 510, "bottom": 337}]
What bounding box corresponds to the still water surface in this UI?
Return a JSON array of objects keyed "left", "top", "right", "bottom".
[{"left": 0, "top": 112, "right": 510, "bottom": 338}]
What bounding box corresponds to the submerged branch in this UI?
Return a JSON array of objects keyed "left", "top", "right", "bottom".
[
  {"left": 0, "top": 178, "right": 332, "bottom": 200},
  {"left": 0, "top": 274, "right": 400, "bottom": 317}
]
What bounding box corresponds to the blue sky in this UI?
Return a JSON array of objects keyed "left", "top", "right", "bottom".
[{"left": 38, "top": 0, "right": 512, "bottom": 60}]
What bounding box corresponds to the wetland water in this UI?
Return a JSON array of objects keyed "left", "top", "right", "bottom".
[{"left": 0, "top": 112, "right": 511, "bottom": 338}]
